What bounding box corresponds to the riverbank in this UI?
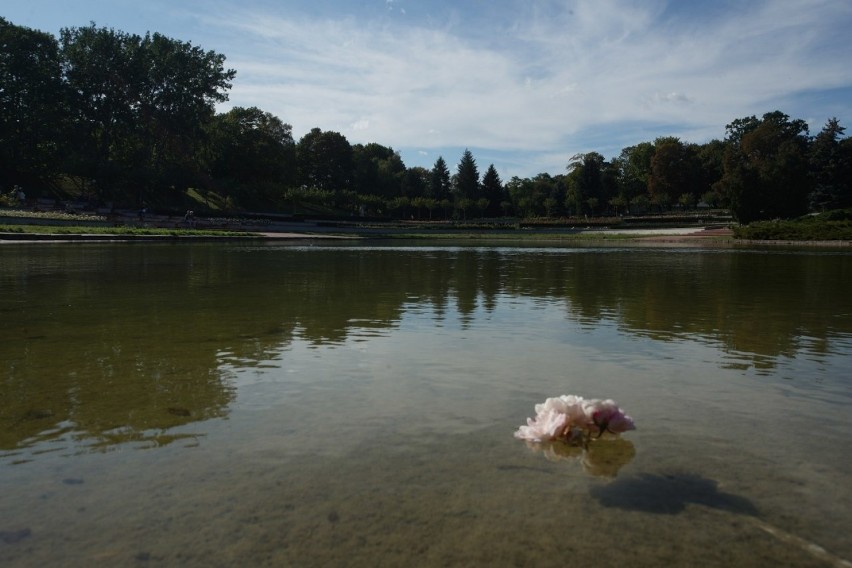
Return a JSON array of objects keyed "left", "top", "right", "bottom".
[
  {"left": 0, "top": 223, "right": 727, "bottom": 243},
  {"left": 1, "top": 219, "right": 850, "bottom": 247}
]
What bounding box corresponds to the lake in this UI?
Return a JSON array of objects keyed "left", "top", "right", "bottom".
[{"left": 1, "top": 241, "right": 851, "bottom": 567}]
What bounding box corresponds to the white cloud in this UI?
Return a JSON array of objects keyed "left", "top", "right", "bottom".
[
  {"left": 350, "top": 118, "right": 370, "bottom": 131},
  {"left": 199, "top": 0, "right": 852, "bottom": 175}
]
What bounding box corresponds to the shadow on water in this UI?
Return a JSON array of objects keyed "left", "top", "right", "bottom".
[{"left": 590, "top": 472, "right": 760, "bottom": 516}]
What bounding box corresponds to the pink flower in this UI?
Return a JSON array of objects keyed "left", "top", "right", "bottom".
[
  {"left": 514, "top": 405, "right": 570, "bottom": 442},
  {"left": 515, "top": 395, "right": 635, "bottom": 442},
  {"left": 582, "top": 398, "right": 636, "bottom": 437}
]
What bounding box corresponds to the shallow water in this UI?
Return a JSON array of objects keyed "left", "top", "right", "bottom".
[{"left": 1, "top": 242, "right": 851, "bottom": 567}]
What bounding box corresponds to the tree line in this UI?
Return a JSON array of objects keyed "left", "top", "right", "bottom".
[{"left": 2, "top": 18, "right": 850, "bottom": 223}]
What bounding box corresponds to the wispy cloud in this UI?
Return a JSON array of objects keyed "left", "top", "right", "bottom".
[{"left": 196, "top": 0, "right": 851, "bottom": 175}]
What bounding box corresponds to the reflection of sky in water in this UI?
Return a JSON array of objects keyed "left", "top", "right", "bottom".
[
  {"left": 206, "top": 287, "right": 851, "bottom": 563},
  {"left": 220, "top": 291, "right": 851, "bottom": 456},
  {"left": 2, "top": 244, "right": 851, "bottom": 566}
]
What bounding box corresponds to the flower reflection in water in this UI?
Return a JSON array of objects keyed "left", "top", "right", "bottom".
[
  {"left": 523, "top": 437, "right": 636, "bottom": 478},
  {"left": 516, "top": 395, "right": 636, "bottom": 478}
]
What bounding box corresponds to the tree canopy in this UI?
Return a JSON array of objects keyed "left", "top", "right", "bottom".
[
  {"left": 1, "top": 17, "right": 849, "bottom": 224},
  {"left": 721, "top": 111, "right": 811, "bottom": 222},
  {"left": 55, "top": 23, "right": 236, "bottom": 205},
  {"left": 0, "top": 18, "right": 65, "bottom": 187}
]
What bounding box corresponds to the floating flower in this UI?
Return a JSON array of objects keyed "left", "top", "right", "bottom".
[
  {"left": 515, "top": 395, "right": 637, "bottom": 477},
  {"left": 582, "top": 398, "right": 636, "bottom": 437},
  {"left": 514, "top": 395, "right": 635, "bottom": 443}
]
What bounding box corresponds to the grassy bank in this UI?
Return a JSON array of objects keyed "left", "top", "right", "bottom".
[
  {"left": 0, "top": 224, "right": 256, "bottom": 237},
  {"left": 733, "top": 210, "right": 852, "bottom": 241},
  {"left": 365, "top": 231, "right": 642, "bottom": 240},
  {"left": 7, "top": 206, "right": 850, "bottom": 244}
]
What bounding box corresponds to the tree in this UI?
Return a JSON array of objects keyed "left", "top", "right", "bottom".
[
  {"left": 296, "top": 128, "right": 353, "bottom": 192},
  {"left": 566, "top": 152, "right": 607, "bottom": 215},
  {"left": 616, "top": 142, "right": 655, "bottom": 202},
  {"left": 454, "top": 149, "right": 480, "bottom": 200},
  {"left": 809, "top": 118, "right": 851, "bottom": 210},
  {"left": 410, "top": 195, "right": 437, "bottom": 219},
  {"left": 648, "top": 137, "right": 701, "bottom": 205},
  {"left": 401, "top": 166, "right": 429, "bottom": 199},
  {"left": 208, "top": 106, "right": 295, "bottom": 207},
  {"left": 609, "top": 195, "right": 628, "bottom": 215},
  {"left": 601, "top": 161, "right": 620, "bottom": 212},
  {"left": 60, "top": 24, "right": 143, "bottom": 201},
  {"left": 481, "top": 164, "right": 504, "bottom": 216},
  {"left": 564, "top": 178, "right": 583, "bottom": 216},
  {"left": 59, "top": 23, "right": 235, "bottom": 205},
  {"left": 506, "top": 176, "right": 532, "bottom": 217},
  {"left": 455, "top": 197, "right": 474, "bottom": 220},
  {"left": 351, "top": 142, "right": 404, "bottom": 197},
  {"left": 507, "top": 174, "right": 552, "bottom": 217},
  {"left": 136, "top": 31, "right": 236, "bottom": 199},
  {"left": 695, "top": 139, "right": 726, "bottom": 206},
  {"left": 429, "top": 156, "right": 451, "bottom": 201},
  {"left": 721, "top": 111, "right": 811, "bottom": 222},
  {"left": 0, "top": 18, "right": 67, "bottom": 191},
  {"left": 725, "top": 115, "right": 761, "bottom": 146}
]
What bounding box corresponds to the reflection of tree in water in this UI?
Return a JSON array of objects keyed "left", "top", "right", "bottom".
[
  {"left": 0, "top": 246, "right": 238, "bottom": 454},
  {"left": 1, "top": 288, "right": 237, "bottom": 453},
  {"left": 390, "top": 248, "right": 849, "bottom": 369},
  {"left": 1, "top": 245, "right": 849, "bottom": 454},
  {"left": 557, "top": 251, "right": 851, "bottom": 367}
]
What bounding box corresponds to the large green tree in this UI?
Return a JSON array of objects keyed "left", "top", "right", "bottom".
[
  {"left": 0, "top": 18, "right": 66, "bottom": 191},
  {"left": 351, "top": 142, "right": 405, "bottom": 197},
  {"left": 207, "top": 106, "right": 295, "bottom": 207},
  {"left": 59, "top": 25, "right": 143, "bottom": 201},
  {"left": 136, "top": 31, "right": 236, "bottom": 199},
  {"left": 615, "top": 142, "right": 655, "bottom": 203},
  {"left": 721, "top": 111, "right": 811, "bottom": 223},
  {"left": 296, "top": 128, "right": 353, "bottom": 192},
  {"left": 566, "top": 152, "right": 608, "bottom": 215},
  {"left": 648, "top": 137, "right": 702, "bottom": 207},
  {"left": 59, "top": 23, "right": 235, "bottom": 205}
]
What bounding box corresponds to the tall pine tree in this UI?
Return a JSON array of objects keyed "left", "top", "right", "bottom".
[
  {"left": 454, "top": 149, "right": 480, "bottom": 200},
  {"left": 429, "top": 156, "right": 451, "bottom": 200},
  {"left": 481, "top": 164, "right": 504, "bottom": 216}
]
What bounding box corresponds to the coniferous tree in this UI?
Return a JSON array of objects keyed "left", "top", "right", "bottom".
[
  {"left": 481, "top": 164, "right": 504, "bottom": 216},
  {"left": 455, "top": 149, "right": 480, "bottom": 200},
  {"left": 429, "top": 156, "right": 451, "bottom": 200},
  {"left": 810, "top": 118, "right": 851, "bottom": 210}
]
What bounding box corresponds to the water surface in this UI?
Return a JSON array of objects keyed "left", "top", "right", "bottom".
[{"left": 1, "top": 242, "right": 850, "bottom": 566}]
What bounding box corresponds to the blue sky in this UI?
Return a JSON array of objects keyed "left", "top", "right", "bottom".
[{"left": 4, "top": 0, "right": 852, "bottom": 178}]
